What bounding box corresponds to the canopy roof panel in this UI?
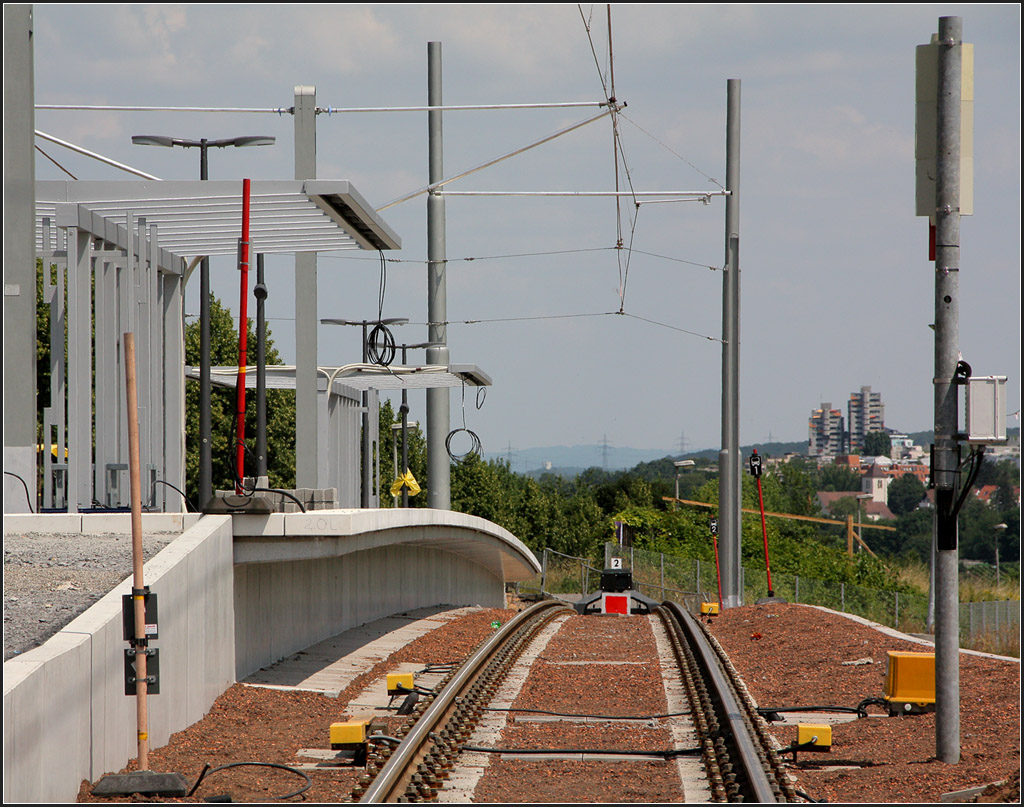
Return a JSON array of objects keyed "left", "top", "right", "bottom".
[{"left": 36, "top": 180, "right": 400, "bottom": 260}]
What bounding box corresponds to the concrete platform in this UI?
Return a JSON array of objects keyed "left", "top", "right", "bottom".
[{"left": 243, "top": 606, "right": 479, "bottom": 697}]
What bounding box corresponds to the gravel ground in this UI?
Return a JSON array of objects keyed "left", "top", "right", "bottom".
[
  {"left": 3, "top": 530, "right": 176, "bottom": 661},
  {"left": 6, "top": 534, "right": 1019, "bottom": 803},
  {"left": 705, "top": 602, "right": 1020, "bottom": 804}
]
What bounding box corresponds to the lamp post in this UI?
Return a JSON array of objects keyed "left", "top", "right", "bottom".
[
  {"left": 321, "top": 318, "right": 409, "bottom": 507},
  {"left": 395, "top": 341, "right": 442, "bottom": 507},
  {"left": 993, "top": 523, "right": 1007, "bottom": 587},
  {"left": 673, "top": 460, "right": 695, "bottom": 508},
  {"left": 131, "top": 134, "right": 275, "bottom": 509},
  {"left": 856, "top": 493, "right": 873, "bottom": 553}
]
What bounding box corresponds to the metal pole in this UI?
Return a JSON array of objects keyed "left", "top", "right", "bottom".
[
  {"left": 361, "top": 321, "right": 370, "bottom": 507},
  {"left": 234, "top": 180, "right": 251, "bottom": 491},
  {"left": 426, "top": 41, "right": 451, "bottom": 510},
  {"left": 933, "top": 15, "right": 962, "bottom": 765},
  {"left": 719, "top": 79, "right": 742, "bottom": 607},
  {"left": 3, "top": 5, "right": 37, "bottom": 515},
  {"left": 401, "top": 343, "right": 410, "bottom": 508},
  {"left": 255, "top": 254, "right": 267, "bottom": 478},
  {"left": 198, "top": 142, "right": 212, "bottom": 507},
  {"left": 294, "top": 85, "right": 319, "bottom": 488}
]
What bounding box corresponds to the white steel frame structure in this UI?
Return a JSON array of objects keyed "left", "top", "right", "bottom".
[{"left": 35, "top": 180, "right": 400, "bottom": 513}]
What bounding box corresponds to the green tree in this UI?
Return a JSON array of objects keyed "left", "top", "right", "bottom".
[
  {"left": 184, "top": 296, "right": 295, "bottom": 505},
  {"left": 887, "top": 473, "right": 926, "bottom": 516},
  {"left": 816, "top": 464, "right": 862, "bottom": 492},
  {"left": 863, "top": 431, "right": 892, "bottom": 457}
]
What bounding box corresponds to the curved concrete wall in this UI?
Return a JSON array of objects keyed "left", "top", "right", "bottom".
[
  {"left": 4, "top": 508, "right": 539, "bottom": 802},
  {"left": 234, "top": 543, "right": 503, "bottom": 678}
]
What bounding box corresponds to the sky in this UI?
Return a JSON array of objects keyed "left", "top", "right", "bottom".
[{"left": 28, "top": 4, "right": 1021, "bottom": 472}]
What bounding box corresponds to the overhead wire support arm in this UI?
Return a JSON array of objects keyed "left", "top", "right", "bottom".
[
  {"left": 377, "top": 106, "right": 621, "bottom": 211},
  {"left": 440, "top": 190, "right": 729, "bottom": 200}
]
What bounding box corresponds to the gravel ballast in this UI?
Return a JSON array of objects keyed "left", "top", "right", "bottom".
[{"left": 3, "top": 530, "right": 176, "bottom": 661}]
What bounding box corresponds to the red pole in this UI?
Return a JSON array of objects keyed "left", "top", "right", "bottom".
[
  {"left": 756, "top": 474, "right": 774, "bottom": 597},
  {"left": 234, "top": 178, "right": 251, "bottom": 492}
]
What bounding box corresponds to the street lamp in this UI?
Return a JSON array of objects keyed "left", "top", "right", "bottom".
[
  {"left": 132, "top": 134, "right": 276, "bottom": 509},
  {"left": 855, "top": 493, "right": 873, "bottom": 553},
  {"left": 321, "top": 318, "right": 410, "bottom": 507},
  {"left": 673, "top": 460, "right": 695, "bottom": 508},
  {"left": 993, "top": 523, "right": 1008, "bottom": 587}
]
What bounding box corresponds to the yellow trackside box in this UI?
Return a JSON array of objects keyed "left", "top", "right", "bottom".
[
  {"left": 330, "top": 719, "right": 370, "bottom": 747},
  {"left": 387, "top": 672, "right": 415, "bottom": 696},
  {"left": 884, "top": 651, "right": 935, "bottom": 713},
  {"left": 700, "top": 602, "right": 720, "bottom": 616},
  {"left": 797, "top": 723, "right": 832, "bottom": 751}
]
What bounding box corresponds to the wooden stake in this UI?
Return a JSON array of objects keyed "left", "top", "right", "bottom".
[{"left": 124, "top": 332, "right": 148, "bottom": 770}]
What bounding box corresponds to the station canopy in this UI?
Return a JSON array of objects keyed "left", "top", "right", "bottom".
[
  {"left": 35, "top": 179, "right": 400, "bottom": 267},
  {"left": 186, "top": 363, "right": 492, "bottom": 395}
]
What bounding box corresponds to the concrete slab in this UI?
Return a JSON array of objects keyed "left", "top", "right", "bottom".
[{"left": 242, "top": 606, "right": 479, "bottom": 696}]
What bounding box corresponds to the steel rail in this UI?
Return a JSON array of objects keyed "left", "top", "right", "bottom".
[
  {"left": 658, "top": 601, "right": 784, "bottom": 803},
  {"left": 359, "top": 600, "right": 570, "bottom": 803}
]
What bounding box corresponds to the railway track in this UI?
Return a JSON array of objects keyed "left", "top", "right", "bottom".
[{"left": 354, "top": 599, "right": 797, "bottom": 803}]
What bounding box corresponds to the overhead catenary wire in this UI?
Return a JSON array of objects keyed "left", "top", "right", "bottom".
[
  {"left": 376, "top": 107, "right": 618, "bottom": 211},
  {"left": 36, "top": 101, "right": 608, "bottom": 114}
]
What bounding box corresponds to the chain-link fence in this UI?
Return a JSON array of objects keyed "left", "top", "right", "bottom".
[{"left": 514, "top": 543, "right": 1018, "bottom": 652}]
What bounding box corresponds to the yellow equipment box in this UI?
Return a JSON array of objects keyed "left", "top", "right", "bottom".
[
  {"left": 797, "top": 723, "right": 832, "bottom": 751},
  {"left": 330, "top": 718, "right": 370, "bottom": 748},
  {"left": 883, "top": 651, "right": 935, "bottom": 714},
  {"left": 700, "top": 602, "right": 720, "bottom": 616},
  {"left": 387, "top": 672, "right": 415, "bottom": 696}
]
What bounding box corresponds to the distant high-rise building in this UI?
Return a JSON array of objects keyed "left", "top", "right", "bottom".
[
  {"left": 809, "top": 403, "right": 844, "bottom": 457},
  {"left": 848, "top": 386, "right": 884, "bottom": 452}
]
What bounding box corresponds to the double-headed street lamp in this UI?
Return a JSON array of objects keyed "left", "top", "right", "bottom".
[{"left": 132, "top": 134, "right": 275, "bottom": 509}]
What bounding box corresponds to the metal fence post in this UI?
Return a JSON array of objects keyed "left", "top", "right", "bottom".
[{"left": 841, "top": 582, "right": 845, "bottom": 613}]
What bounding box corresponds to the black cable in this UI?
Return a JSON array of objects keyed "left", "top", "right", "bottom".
[
  {"left": 366, "top": 323, "right": 396, "bottom": 366},
  {"left": 152, "top": 479, "right": 197, "bottom": 512},
  {"left": 4, "top": 471, "right": 35, "bottom": 513},
  {"left": 187, "top": 761, "right": 311, "bottom": 800},
  {"left": 795, "top": 788, "right": 829, "bottom": 803},
  {"left": 952, "top": 446, "right": 985, "bottom": 519},
  {"left": 446, "top": 428, "right": 482, "bottom": 463},
  {"left": 759, "top": 698, "right": 889, "bottom": 721}
]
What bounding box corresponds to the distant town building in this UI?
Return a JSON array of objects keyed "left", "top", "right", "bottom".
[
  {"left": 809, "top": 403, "right": 844, "bottom": 457},
  {"left": 847, "top": 386, "right": 884, "bottom": 453}
]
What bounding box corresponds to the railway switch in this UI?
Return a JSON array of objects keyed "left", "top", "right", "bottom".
[{"left": 883, "top": 651, "right": 935, "bottom": 715}]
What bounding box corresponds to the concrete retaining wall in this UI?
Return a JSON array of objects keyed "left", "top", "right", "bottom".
[
  {"left": 2, "top": 515, "right": 235, "bottom": 804},
  {"left": 234, "top": 543, "right": 502, "bottom": 679},
  {"left": 4, "top": 508, "right": 538, "bottom": 802}
]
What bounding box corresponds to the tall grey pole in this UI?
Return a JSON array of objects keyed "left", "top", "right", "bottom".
[
  {"left": 294, "top": 85, "right": 319, "bottom": 489},
  {"left": 426, "top": 42, "right": 451, "bottom": 510},
  {"left": 199, "top": 142, "right": 212, "bottom": 507},
  {"left": 3, "top": 5, "right": 37, "bottom": 514},
  {"left": 719, "top": 79, "right": 742, "bottom": 607},
  {"left": 255, "top": 253, "right": 267, "bottom": 479},
  {"left": 933, "top": 15, "right": 962, "bottom": 766}
]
